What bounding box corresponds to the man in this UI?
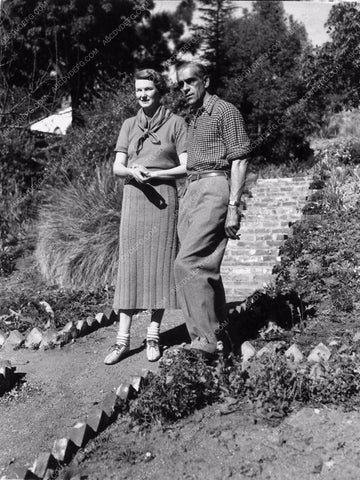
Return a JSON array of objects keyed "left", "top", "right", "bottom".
[{"left": 174, "top": 62, "right": 251, "bottom": 356}]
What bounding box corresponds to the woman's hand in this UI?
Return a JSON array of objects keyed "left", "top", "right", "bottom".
[
  {"left": 143, "top": 170, "right": 160, "bottom": 182},
  {"left": 130, "top": 164, "right": 150, "bottom": 183}
]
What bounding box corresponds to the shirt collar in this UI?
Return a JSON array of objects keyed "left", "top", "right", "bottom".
[
  {"left": 193, "top": 94, "right": 218, "bottom": 117},
  {"left": 203, "top": 94, "right": 218, "bottom": 114}
]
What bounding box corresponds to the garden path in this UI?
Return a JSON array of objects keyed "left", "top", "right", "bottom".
[{"left": 0, "top": 310, "right": 188, "bottom": 476}]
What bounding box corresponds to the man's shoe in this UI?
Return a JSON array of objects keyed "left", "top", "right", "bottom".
[
  {"left": 188, "top": 337, "right": 218, "bottom": 356},
  {"left": 216, "top": 331, "right": 233, "bottom": 358},
  {"left": 146, "top": 339, "right": 161, "bottom": 362},
  {"left": 104, "top": 343, "right": 130, "bottom": 365}
]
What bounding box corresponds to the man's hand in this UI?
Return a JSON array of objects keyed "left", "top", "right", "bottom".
[{"left": 225, "top": 205, "right": 241, "bottom": 239}]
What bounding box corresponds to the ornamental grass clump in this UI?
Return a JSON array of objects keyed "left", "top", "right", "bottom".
[{"left": 35, "top": 162, "right": 122, "bottom": 290}]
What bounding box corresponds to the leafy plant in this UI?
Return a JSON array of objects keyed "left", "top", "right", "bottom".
[{"left": 129, "top": 349, "right": 221, "bottom": 425}]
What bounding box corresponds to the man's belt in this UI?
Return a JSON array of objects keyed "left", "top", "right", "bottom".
[{"left": 187, "top": 170, "right": 229, "bottom": 182}]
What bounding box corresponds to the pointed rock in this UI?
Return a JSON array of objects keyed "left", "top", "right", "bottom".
[
  {"left": 101, "top": 391, "right": 118, "bottom": 420},
  {"left": 103, "top": 308, "right": 118, "bottom": 325},
  {"left": 25, "top": 327, "right": 43, "bottom": 349},
  {"left": 86, "top": 408, "right": 109, "bottom": 434},
  {"left": 86, "top": 317, "right": 100, "bottom": 332},
  {"left": 31, "top": 451, "right": 57, "bottom": 478},
  {"left": 307, "top": 343, "right": 331, "bottom": 363},
  {"left": 69, "top": 421, "right": 94, "bottom": 448},
  {"left": 141, "top": 369, "right": 151, "bottom": 384},
  {"left": 130, "top": 375, "right": 144, "bottom": 392},
  {"left": 3, "top": 330, "right": 24, "bottom": 350},
  {"left": 55, "top": 331, "right": 72, "bottom": 347},
  {"left": 116, "top": 383, "right": 136, "bottom": 402},
  {"left": 39, "top": 329, "right": 58, "bottom": 350},
  {"left": 0, "top": 362, "right": 13, "bottom": 393},
  {"left": 39, "top": 300, "right": 54, "bottom": 317},
  {"left": 95, "top": 312, "right": 108, "bottom": 327},
  {"left": 75, "top": 320, "right": 88, "bottom": 337},
  {"left": 62, "top": 321, "right": 78, "bottom": 339},
  {"left": 0, "top": 330, "right": 7, "bottom": 348},
  {"left": 0, "top": 359, "right": 12, "bottom": 369},
  {"left": 52, "top": 438, "right": 77, "bottom": 463},
  {"left": 241, "top": 341, "right": 256, "bottom": 363},
  {"left": 285, "top": 344, "right": 304, "bottom": 363}
]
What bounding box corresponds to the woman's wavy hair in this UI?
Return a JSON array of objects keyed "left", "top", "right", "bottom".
[{"left": 134, "top": 69, "right": 168, "bottom": 96}]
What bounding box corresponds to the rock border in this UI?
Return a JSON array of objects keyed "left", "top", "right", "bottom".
[
  {"left": 0, "top": 360, "right": 16, "bottom": 396},
  {"left": 0, "top": 309, "right": 117, "bottom": 352},
  {"left": 1, "top": 334, "right": 353, "bottom": 479},
  {"left": 1, "top": 370, "right": 149, "bottom": 480}
]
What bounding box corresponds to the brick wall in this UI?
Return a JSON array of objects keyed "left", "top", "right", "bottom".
[{"left": 222, "top": 176, "right": 313, "bottom": 301}]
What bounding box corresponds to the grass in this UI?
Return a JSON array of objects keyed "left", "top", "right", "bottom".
[{"left": 35, "top": 162, "right": 123, "bottom": 290}]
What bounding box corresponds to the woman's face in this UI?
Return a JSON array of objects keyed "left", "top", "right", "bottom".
[{"left": 135, "top": 79, "right": 161, "bottom": 112}]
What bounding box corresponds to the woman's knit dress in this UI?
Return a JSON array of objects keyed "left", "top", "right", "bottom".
[{"left": 113, "top": 111, "right": 187, "bottom": 310}]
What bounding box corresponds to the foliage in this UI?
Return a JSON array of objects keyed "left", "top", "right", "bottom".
[
  {"left": 129, "top": 349, "right": 221, "bottom": 425},
  {"left": 193, "top": 0, "right": 234, "bottom": 92},
  {"left": 0, "top": 78, "right": 135, "bottom": 277},
  {"left": 0, "top": 0, "right": 151, "bottom": 115},
  {"left": 0, "top": 0, "right": 194, "bottom": 128},
  {"left": 137, "top": 0, "right": 195, "bottom": 71},
  {"left": 301, "top": 3, "right": 360, "bottom": 129},
  {"left": 274, "top": 207, "right": 360, "bottom": 315},
  {"left": 0, "top": 285, "right": 112, "bottom": 334},
  {"left": 273, "top": 139, "right": 360, "bottom": 320},
  {"left": 215, "top": 1, "right": 312, "bottom": 164},
  {"left": 35, "top": 161, "right": 122, "bottom": 290},
  {"left": 127, "top": 343, "right": 360, "bottom": 428},
  {"left": 229, "top": 352, "right": 311, "bottom": 420}
]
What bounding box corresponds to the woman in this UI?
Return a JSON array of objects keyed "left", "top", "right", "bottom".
[{"left": 104, "top": 69, "right": 187, "bottom": 365}]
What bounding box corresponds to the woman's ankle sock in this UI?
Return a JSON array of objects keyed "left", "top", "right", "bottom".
[
  {"left": 116, "top": 332, "right": 130, "bottom": 346},
  {"left": 147, "top": 324, "right": 160, "bottom": 342}
]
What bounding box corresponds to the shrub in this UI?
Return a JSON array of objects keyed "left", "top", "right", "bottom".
[
  {"left": 129, "top": 349, "right": 221, "bottom": 425},
  {"left": 0, "top": 285, "right": 112, "bottom": 334},
  {"left": 274, "top": 204, "right": 360, "bottom": 317},
  {"left": 35, "top": 162, "right": 122, "bottom": 290}
]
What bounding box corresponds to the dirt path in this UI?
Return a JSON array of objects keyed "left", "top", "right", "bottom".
[{"left": 0, "top": 310, "right": 188, "bottom": 476}]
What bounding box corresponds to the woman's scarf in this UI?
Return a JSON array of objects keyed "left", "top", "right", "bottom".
[{"left": 133, "top": 105, "right": 172, "bottom": 155}]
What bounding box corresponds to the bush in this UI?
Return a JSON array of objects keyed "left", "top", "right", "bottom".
[
  {"left": 35, "top": 162, "right": 123, "bottom": 289},
  {"left": 129, "top": 349, "right": 221, "bottom": 425},
  {"left": 273, "top": 204, "right": 360, "bottom": 318},
  {"left": 0, "top": 285, "right": 112, "bottom": 334}
]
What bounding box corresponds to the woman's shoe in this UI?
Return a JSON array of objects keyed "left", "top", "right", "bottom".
[
  {"left": 146, "top": 339, "right": 161, "bottom": 362},
  {"left": 104, "top": 343, "right": 130, "bottom": 365}
]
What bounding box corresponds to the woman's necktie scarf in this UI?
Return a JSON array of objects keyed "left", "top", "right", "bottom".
[{"left": 134, "top": 105, "right": 172, "bottom": 155}]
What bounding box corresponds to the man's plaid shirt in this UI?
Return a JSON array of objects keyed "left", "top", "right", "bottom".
[{"left": 186, "top": 94, "right": 251, "bottom": 172}]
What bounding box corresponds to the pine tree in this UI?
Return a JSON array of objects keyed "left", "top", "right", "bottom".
[{"left": 194, "top": 0, "right": 234, "bottom": 91}]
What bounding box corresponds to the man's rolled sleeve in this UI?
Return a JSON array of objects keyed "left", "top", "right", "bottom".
[{"left": 219, "top": 104, "right": 251, "bottom": 162}]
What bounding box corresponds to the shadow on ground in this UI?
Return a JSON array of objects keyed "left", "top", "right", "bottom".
[{"left": 226, "top": 290, "right": 304, "bottom": 352}]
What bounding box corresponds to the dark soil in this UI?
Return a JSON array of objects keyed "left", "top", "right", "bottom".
[{"left": 68, "top": 402, "right": 360, "bottom": 480}]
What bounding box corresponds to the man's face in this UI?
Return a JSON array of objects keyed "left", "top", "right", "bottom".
[{"left": 177, "top": 66, "right": 209, "bottom": 109}]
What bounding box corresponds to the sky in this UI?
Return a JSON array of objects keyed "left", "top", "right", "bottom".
[{"left": 153, "top": 1, "right": 334, "bottom": 47}]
